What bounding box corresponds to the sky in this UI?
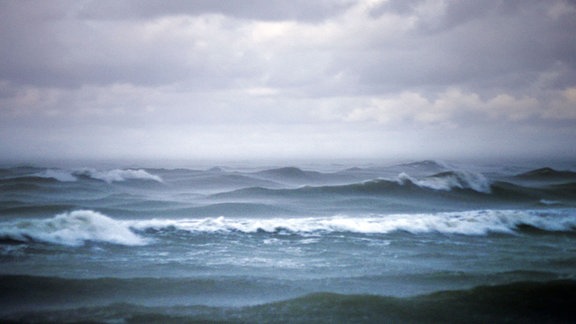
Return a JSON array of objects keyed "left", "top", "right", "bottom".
[{"left": 1, "top": 0, "right": 576, "bottom": 164}]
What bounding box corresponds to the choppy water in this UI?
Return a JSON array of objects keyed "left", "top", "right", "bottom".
[{"left": 1, "top": 160, "right": 576, "bottom": 323}]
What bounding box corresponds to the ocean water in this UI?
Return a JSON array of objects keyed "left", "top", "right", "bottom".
[{"left": 1, "top": 160, "right": 576, "bottom": 323}]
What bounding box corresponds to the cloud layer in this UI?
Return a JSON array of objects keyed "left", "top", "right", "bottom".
[{"left": 1, "top": 0, "right": 575, "bottom": 162}]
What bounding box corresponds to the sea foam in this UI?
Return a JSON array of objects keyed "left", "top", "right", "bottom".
[{"left": 0, "top": 210, "right": 147, "bottom": 246}]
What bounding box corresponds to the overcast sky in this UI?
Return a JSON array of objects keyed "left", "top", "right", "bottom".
[{"left": 1, "top": 0, "right": 575, "bottom": 164}]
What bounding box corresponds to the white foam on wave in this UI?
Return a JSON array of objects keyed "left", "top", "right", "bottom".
[
  {"left": 0, "top": 210, "right": 147, "bottom": 246},
  {"left": 398, "top": 171, "right": 491, "bottom": 193},
  {"left": 131, "top": 209, "right": 576, "bottom": 236},
  {"left": 75, "top": 168, "right": 163, "bottom": 183}
]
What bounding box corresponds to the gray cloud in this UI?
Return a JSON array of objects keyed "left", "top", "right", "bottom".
[
  {"left": 343, "top": 0, "right": 576, "bottom": 96},
  {"left": 1, "top": 0, "right": 575, "bottom": 162},
  {"left": 3, "top": 0, "right": 574, "bottom": 92},
  {"left": 78, "top": 0, "right": 355, "bottom": 22}
]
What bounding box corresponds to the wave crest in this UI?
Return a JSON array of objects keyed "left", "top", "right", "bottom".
[
  {"left": 0, "top": 210, "right": 147, "bottom": 246},
  {"left": 398, "top": 171, "right": 491, "bottom": 193}
]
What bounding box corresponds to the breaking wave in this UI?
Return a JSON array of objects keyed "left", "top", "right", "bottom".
[
  {"left": 0, "top": 210, "right": 147, "bottom": 246},
  {"left": 4, "top": 209, "right": 574, "bottom": 247},
  {"left": 132, "top": 209, "right": 576, "bottom": 236},
  {"left": 398, "top": 171, "right": 492, "bottom": 193}
]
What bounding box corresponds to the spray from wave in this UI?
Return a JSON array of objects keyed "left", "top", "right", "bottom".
[{"left": 0, "top": 210, "right": 147, "bottom": 246}]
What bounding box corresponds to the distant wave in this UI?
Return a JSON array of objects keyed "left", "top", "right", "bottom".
[
  {"left": 398, "top": 171, "right": 492, "bottom": 193},
  {"left": 0, "top": 210, "right": 147, "bottom": 246},
  {"left": 209, "top": 177, "right": 576, "bottom": 214},
  {"left": 256, "top": 167, "right": 317, "bottom": 178},
  {"left": 515, "top": 167, "right": 576, "bottom": 181},
  {"left": 252, "top": 166, "right": 354, "bottom": 185},
  {"left": 394, "top": 160, "right": 449, "bottom": 171},
  {"left": 131, "top": 209, "right": 576, "bottom": 236},
  {"left": 215, "top": 173, "right": 496, "bottom": 200},
  {"left": 33, "top": 168, "right": 163, "bottom": 183}
]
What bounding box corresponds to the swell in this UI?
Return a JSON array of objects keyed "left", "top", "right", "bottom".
[
  {"left": 176, "top": 202, "right": 296, "bottom": 217},
  {"left": 252, "top": 166, "right": 357, "bottom": 185},
  {"left": 0, "top": 275, "right": 305, "bottom": 312},
  {"left": 2, "top": 165, "right": 575, "bottom": 218},
  {"left": 0, "top": 176, "right": 110, "bottom": 196},
  {"left": 105, "top": 202, "right": 298, "bottom": 217},
  {"left": 3, "top": 279, "right": 575, "bottom": 323},
  {"left": 514, "top": 167, "right": 576, "bottom": 182},
  {"left": 246, "top": 280, "right": 576, "bottom": 323},
  {"left": 211, "top": 179, "right": 473, "bottom": 199},
  {"left": 0, "top": 177, "right": 59, "bottom": 192},
  {"left": 0, "top": 167, "right": 164, "bottom": 184},
  {"left": 0, "top": 204, "right": 77, "bottom": 217},
  {"left": 212, "top": 178, "right": 576, "bottom": 208}
]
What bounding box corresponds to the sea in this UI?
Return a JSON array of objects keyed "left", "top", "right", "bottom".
[{"left": 1, "top": 159, "right": 575, "bottom": 323}]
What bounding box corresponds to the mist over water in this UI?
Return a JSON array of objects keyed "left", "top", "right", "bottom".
[{"left": 1, "top": 159, "right": 576, "bottom": 322}]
